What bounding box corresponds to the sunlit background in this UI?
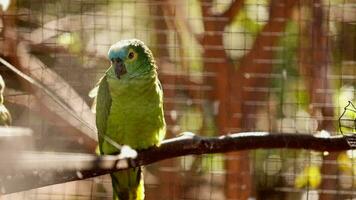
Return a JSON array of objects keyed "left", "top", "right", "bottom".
[{"left": 0, "top": 0, "right": 355, "bottom": 199}]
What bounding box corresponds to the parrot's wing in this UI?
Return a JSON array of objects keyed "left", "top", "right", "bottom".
[
  {"left": 89, "top": 77, "right": 104, "bottom": 113},
  {"left": 95, "top": 75, "right": 112, "bottom": 152},
  {"left": 158, "top": 79, "right": 163, "bottom": 91},
  {"left": 89, "top": 67, "right": 112, "bottom": 99}
]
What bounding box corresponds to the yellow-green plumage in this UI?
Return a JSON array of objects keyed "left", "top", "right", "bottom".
[
  {"left": 0, "top": 75, "right": 11, "bottom": 126},
  {"left": 92, "top": 39, "right": 165, "bottom": 200}
]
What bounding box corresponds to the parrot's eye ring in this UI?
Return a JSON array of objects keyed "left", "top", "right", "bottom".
[{"left": 128, "top": 52, "right": 135, "bottom": 60}]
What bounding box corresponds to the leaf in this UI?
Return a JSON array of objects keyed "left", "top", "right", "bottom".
[
  {"left": 339, "top": 101, "right": 356, "bottom": 135},
  {"left": 295, "top": 165, "right": 321, "bottom": 189},
  {"left": 337, "top": 152, "right": 352, "bottom": 172}
]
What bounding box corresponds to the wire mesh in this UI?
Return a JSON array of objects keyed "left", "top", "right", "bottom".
[{"left": 0, "top": 0, "right": 355, "bottom": 199}]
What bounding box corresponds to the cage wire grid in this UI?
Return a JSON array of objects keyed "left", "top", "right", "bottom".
[{"left": 0, "top": 0, "right": 355, "bottom": 200}]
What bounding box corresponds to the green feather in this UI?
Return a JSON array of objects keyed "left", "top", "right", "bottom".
[
  {"left": 93, "top": 39, "right": 165, "bottom": 200},
  {"left": 95, "top": 75, "right": 112, "bottom": 152}
]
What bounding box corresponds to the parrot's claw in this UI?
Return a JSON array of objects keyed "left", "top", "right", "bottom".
[{"left": 118, "top": 145, "right": 138, "bottom": 159}]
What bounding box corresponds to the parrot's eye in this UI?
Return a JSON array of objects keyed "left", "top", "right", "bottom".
[{"left": 128, "top": 52, "right": 135, "bottom": 60}]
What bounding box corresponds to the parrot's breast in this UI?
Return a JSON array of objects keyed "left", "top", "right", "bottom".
[{"left": 103, "top": 74, "right": 165, "bottom": 153}]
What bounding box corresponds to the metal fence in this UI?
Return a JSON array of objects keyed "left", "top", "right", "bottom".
[{"left": 0, "top": 0, "right": 355, "bottom": 199}]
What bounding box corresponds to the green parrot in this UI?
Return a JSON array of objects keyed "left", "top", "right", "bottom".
[
  {"left": 0, "top": 75, "right": 11, "bottom": 126},
  {"left": 91, "top": 39, "right": 166, "bottom": 200}
]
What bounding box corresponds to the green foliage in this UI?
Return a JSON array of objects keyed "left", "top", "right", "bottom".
[
  {"left": 295, "top": 165, "right": 321, "bottom": 189},
  {"left": 179, "top": 106, "right": 203, "bottom": 133},
  {"left": 335, "top": 151, "right": 356, "bottom": 189},
  {"left": 18, "top": 0, "right": 109, "bottom": 14},
  {"left": 57, "top": 32, "right": 82, "bottom": 54},
  {"left": 180, "top": 154, "right": 224, "bottom": 175},
  {"left": 271, "top": 21, "right": 303, "bottom": 117},
  {"left": 272, "top": 20, "right": 300, "bottom": 79},
  {"left": 201, "top": 154, "right": 225, "bottom": 172},
  {"left": 254, "top": 148, "right": 324, "bottom": 190},
  {"left": 237, "top": 10, "right": 263, "bottom": 35},
  {"left": 224, "top": 3, "right": 265, "bottom": 60},
  {"left": 338, "top": 152, "right": 352, "bottom": 172},
  {"left": 254, "top": 150, "right": 284, "bottom": 188}
]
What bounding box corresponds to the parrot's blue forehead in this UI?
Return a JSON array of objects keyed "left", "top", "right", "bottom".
[{"left": 108, "top": 39, "right": 146, "bottom": 60}]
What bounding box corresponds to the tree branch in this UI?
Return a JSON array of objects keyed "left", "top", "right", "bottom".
[
  {"left": 0, "top": 5, "right": 97, "bottom": 152},
  {"left": 1, "top": 132, "right": 352, "bottom": 194},
  {"left": 0, "top": 56, "right": 98, "bottom": 152},
  {"left": 219, "top": 0, "right": 244, "bottom": 25},
  {"left": 28, "top": 43, "right": 106, "bottom": 60}
]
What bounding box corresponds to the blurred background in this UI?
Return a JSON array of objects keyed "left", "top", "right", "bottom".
[{"left": 0, "top": 0, "right": 355, "bottom": 199}]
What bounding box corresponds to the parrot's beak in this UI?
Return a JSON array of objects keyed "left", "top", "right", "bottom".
[{"left": 113, "top": 58, "right": 127, "bottom": 79}]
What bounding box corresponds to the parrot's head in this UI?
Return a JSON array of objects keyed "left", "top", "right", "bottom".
[{"left": 108, "top": 39, "right": 156, "bottom": 79}]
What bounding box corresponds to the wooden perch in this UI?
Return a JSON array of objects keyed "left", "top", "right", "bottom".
[
  {"left": 0, "top": 132, "right": 352, "bottom": 194},
  {"left": 0, "top": 127, "right": 32, "bottom": 139}
]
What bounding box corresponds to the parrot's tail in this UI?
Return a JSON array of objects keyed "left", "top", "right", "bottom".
[{"left": 111, "top": 167, "right": 144, "bottom": 200}]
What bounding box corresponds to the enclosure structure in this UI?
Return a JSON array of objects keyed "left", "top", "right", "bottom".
[{"left": 0, "top": 0, "right": 355, "bottom": 199}]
